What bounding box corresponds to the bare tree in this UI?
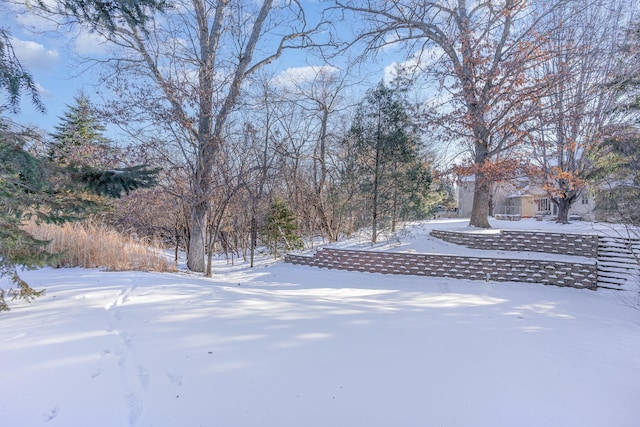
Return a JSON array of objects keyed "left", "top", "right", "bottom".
[
  {"left": 336, "top": 0, "right": 571, "bottom": 227},
  {"left": 53, "top": 0, "right": 323, "bottom": 271},
  {"left": 530, "top": 1, "right": 634, "bottom": 223},
  {"left": 271, "top": 65, "right": 359, "bottom": 241}
]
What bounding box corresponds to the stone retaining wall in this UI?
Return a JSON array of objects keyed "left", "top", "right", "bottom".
[
  {"left": 285, "top": 248, "right": 597, "bottom": 290},
  {"left": 430, "top": 230, "right": 598, "bottom": 258}
]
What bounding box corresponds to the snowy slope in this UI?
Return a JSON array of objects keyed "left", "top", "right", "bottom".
[{"left": 1, "top": 219, "right": 639, "bottom": 427}]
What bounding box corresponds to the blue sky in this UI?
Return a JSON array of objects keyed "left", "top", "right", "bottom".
[
  {"left": 2, "top": 6, "right": 80, "bottom": 129},
  {"left": 1, "top": 1, "right": 400, "bottom": 135},
  {"left": 1, "top": 1, "right": 122, "bottom": 131}
]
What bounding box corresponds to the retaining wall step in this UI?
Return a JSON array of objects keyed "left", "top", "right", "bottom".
[
  {"left": 598, "top": 246, "right": 637, "bottom": 251},
  {"left": 598, "top": 265, "right": 638, "bottom": 272},
  {"left": 597, "top": 268, "right": 639, "bottom": 277},
  {"left": 597, "top": 283, "right": 625, "bottom": 290},
  {"left": 597, "top": 256, "right": 635, "bottom": 262},
  {"left": 598, "top": 241, "right": 637, "bottom": 246},
  {"left": 598, "top": 259, "right": 637, "bottom": 267},
  {"left": 598, "top": 253, "right": 636, "bottom": 260},
  {"left": 598, "top": 270, "right": 635, "bottom": 279},
  {"left": 598, "top": 257, "right": 639, "bottom": 262},
  {"left": 599, "top": 236, "right": 640, "bottom": 242},
  {"left": 597, "top": 246, "right": 637, "bottom": 253},
  {"left": 596, "top": 280, "right": 626, "bottom": 288},
  {"left": 596, "top": 235, "right": 640, "bottom": 291}
]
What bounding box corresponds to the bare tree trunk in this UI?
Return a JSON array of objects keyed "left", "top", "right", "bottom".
[
  {"left": 314, "top": 104, "right": 340, "bottom": 242},
  {"left": 250, "top": 217, "right": 257, "bottom": 267},
  {"left": 470, "top": 175, "right": 491, "bottom": 228},
  {"left": 58, "top": 0, "right": 318, "bottom": 273},
  {"left": 188, "top": 201, "right": 208, "bottom": 271},
  {"left": 371, "top": 179, "right": 378, "bottom": 244},
  {"left": 469, "top": 143, "right": 491, "bottom": 228},
  {"left": 336, "top": 0, "right": 568, "bottom": 230},
  {"left": 488, "top": 190, "right": 495, "bottom": 218},
  {"left": 371, "top": 112, "right": 382, "bottom": 243},
  {"left": 391, "top": 187, "right": 398, "bottom": 233},
  {"left": 555, "top": 196, "right": 576, "bottom": 224}
]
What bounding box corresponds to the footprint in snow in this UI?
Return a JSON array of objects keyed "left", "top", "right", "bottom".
[
  {"left": 44, "top": 405, "right": 59, "bottom": 422},
  {"left": 137, "top": 365, "right": 150, "bottom": 390},
  {"left": 167, "top": 372, "right": 183, "bottom": 387},
  {"left": 126, "top": 391, "right": 143, "bottom": 426}
]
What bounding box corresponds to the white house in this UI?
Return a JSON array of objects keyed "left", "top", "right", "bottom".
[{"left": 457, "top": 177, "right": 596, "bottom": 221}]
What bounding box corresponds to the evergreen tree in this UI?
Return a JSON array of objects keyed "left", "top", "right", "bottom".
[
  {"left": 261, "top": 197, "right": 303, "bottom": 259},
  {"left": 0, "top": 29, "right": 43, "bottom": 113},
  {"left": 347, "top": 81, "right": 432, "bottom": 242},
  {"left": 0, "top": 23, "right": 158, "bottom": 311},
  {"left": 49, "top": 91, "right": 112, "bottom": 168},
  {"left": 0, "top": 118, "right": 157, "bottom": 311},
  {"left": 1, "top": 126, "right": 53, "bottom": 310},
  {"left": 47, "top": 92, "right": 157, "bottom": 199},
  {"left": 58, "top": 0, "right": 168, "bottom": 33}
]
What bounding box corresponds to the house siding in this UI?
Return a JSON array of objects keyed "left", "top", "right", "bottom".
[{"left": 458, "top": 178, "right": 596, "bottom": 220}]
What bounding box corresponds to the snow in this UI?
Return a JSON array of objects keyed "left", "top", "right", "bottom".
[
  {"left": 313, "top": 218, "right": 638, "bottom": 264},
  {"left": 1, "top": 219, "right": 640, "bottom": 427}
]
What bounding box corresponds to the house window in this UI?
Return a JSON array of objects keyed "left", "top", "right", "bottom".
[
  {"left": 535, "top": 198, "right": 551, "bottom": 213},
  {"left": 582, "top": 194, "right": 589, "bottom": 205}
]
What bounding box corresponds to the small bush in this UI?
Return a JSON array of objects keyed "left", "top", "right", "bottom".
[{"left": 23, "top": 220, "right": 177, "bottom": 272}]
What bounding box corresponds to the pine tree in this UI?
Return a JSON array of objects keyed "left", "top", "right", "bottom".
[
  {"left": 49, "top": 91, "right": 112, "bottom": 168},
  {"left": 59, "top": 0, "right": 168, "bottom": 33},
  {"left": 1, "top": 127, "right": 52, "bottom": 310},
  {"left": 347, "top": 81, "right": 432, "bottom": 242},
  {"left": 47, "top": 92, "right": 157, "bottom": 198},
  {"left": 0, "top": 29, "right": 44, "bottom": 113},
  {"left": 0, "top": 118, "right": 157, "bottom": 311},
  {"left": 0, "top": 9, "right": 160, "bottom": 311},
  {"left": 261, "top": 197, "right": 303, "bottom": 259}
]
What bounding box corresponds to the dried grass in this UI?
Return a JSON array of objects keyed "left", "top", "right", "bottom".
[{"left": 24, "top": 221, "right": 177, "bottom": 272}]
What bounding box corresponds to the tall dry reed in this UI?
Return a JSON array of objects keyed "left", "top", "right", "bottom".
[{"left": 24, "top": 221, "right": 177, "bottom": 272}]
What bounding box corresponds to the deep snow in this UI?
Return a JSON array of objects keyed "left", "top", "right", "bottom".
[{"left": 1, "top": 219, "right": 639, "bottom": 427}]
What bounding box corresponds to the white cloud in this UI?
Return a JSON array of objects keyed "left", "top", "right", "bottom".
[
  {"left": 14, "top": 7, "right": 60, "bottom": 32},
  {"left": 273, "top": 65, "right": 339, "bottom": 88},
  {"left": 35, "top": 82, "right": 53, "bottom": 99},
  {"left": 74, "top": 31, "right": 110, "bottom": 56},
  {"left": 11, "top": 37, "right": 59, "bottom": 70},
  {"left": 383, "top": 61, "right": 405, "bottom": 83},
  {"left": 380, "top": 32, "right": 405, "bottom": 52},
  {"left": 383, "top": 46, "right": 445, "bottom": 83}
]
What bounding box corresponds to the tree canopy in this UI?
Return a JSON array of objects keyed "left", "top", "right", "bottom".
[
  {"left": 0, "top": 83, "right": 157, "bottom": 310},
  {"left": 0, "top": 116, "right": 158, "bottom": 310},
  {"left": 347, "top": 81, "right": 432, "bottom": 242},
  {"left": 0, "top": 29, "right": 43, "bottom": 113}
]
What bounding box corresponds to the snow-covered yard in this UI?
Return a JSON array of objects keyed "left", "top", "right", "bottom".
[{"left": 1, "top": 219, "right": 639, "bottom": 427}]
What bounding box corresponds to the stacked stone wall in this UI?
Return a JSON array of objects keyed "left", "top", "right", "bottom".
[
  {"left": 430, "top": 230, "right": 598, "bottom": 258},
  {"left": 285, "top": 248, "right": 597, "bottom": 290}
]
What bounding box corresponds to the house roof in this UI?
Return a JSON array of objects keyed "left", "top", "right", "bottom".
[
  {"left": 506, "top": 184, "right": 547, "bottom": 199},
  {"left": 599, "top": 179, "right": 637, "bottom": 191}
]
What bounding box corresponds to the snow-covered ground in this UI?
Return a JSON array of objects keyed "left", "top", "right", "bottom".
[
  {"left": 313, "top": 217, "right": 639, "bottom": 262},
  {"left": 1, "top": 219, "right": 639, "bottom": 427}
]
